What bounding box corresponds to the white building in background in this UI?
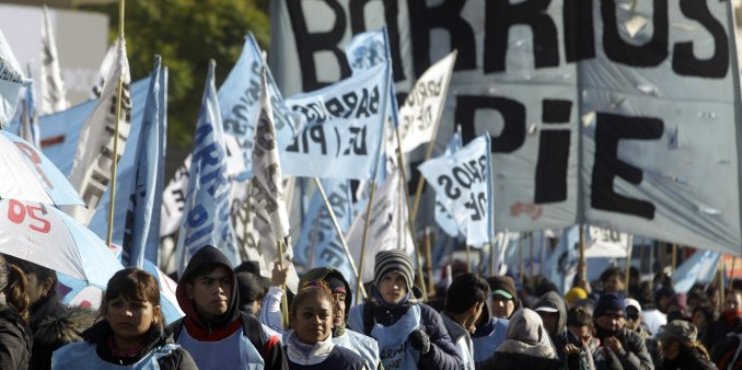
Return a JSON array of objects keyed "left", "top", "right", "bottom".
[{"left": 0, "top": 3, "right": 108, "bottom": 105}]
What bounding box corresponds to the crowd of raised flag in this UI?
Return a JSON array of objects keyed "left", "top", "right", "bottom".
[{"left": 0, "top": 4, "right": 741, "bottom": 370}]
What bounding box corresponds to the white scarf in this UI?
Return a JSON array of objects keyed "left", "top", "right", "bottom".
[{"left": 285, "top": 331, "right": 336, "bottom": 365}]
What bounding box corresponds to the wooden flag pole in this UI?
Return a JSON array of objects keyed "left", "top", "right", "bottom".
[
  {"left": 466, "top": 243, "right": 472, "bottom": 272},
  {"left": 578, "top": 225, "right": 586, "bottom": 271},
  {"left": 425, "top": 227, "right": 434, "bottom": 295},
  {"left": 528, "top": 232, "right": 535, "bottom": 278},
  {"left": 106, "top": 0, "right": 126, "bottom": 248},
  {"left": 624, "top": 234, "right": 634, "bottom": 295},
  {"left": 313, "top": 177, "right": 367, "bottom": 300},
  {"left": 519, "top": 234, "right": 525, "bottom": 284},
  {"left": 277, "top": 238, "right": 290, "bottom": 330},
  {"left": 356, "top": 179, "right": 377, "bottom": 305},
  {"left": 671, "top": 244, "right": 678, "bottom": 273}
]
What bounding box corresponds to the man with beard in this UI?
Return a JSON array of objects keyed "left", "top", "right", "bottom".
[{"left": 592, "top": 293, "right": 654, "bottom": 370}]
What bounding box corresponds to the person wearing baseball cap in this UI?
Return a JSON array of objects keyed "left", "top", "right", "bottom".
[
  {"left": 348, "top": 250, "right": 462, "bottom": 370},
  {"left": 487, "top": 276, "right": 520, "bottom": 320},
  {"left": 592, "top": 293, "right": 653, "bottom": 370},
  {"left": 657, "top": 320, "right": 716, "bottom": 370},
  {"left": 533, "top": 291, "right": 570, "bottom": 364}
]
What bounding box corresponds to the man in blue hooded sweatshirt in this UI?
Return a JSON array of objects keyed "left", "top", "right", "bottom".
[
  {"left": 168, "top": 245, "right": 287, "bottom": 370},
  {"left": 348, "top": 250, "right": 461, "bottom": 370}
]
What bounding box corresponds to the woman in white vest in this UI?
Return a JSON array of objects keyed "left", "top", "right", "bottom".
[
  {"left": 52, "top": 268, "right": 198, "bottom": 370},
  {"left": 348, "top": 250, "right": 462, "bottom": 370}
]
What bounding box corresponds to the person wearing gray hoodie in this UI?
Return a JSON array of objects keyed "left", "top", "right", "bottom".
[{"left": 534, "top": 291, "right": 570, "bottom": 363}]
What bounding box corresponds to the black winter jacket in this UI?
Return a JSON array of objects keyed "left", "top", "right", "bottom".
[
  {"left": 29, "top": 290, "right": 96, "bottom": 370},
  {"left": 0, "top": 305, "right": 32, "bottom": 370},
  {"left": 659, "top": 347, "right": 717, "bottom": 370}
]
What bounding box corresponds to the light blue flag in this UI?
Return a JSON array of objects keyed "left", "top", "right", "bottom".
[
  {"left": 123, "top": 57, "right": 167, "bottom": 267},
  {"left": 218, "top": 33, "right": 300, "bottom": 180},
  {"left": 176, "top": 60, "right": 239, "bottom": 272},
  {"left": 283, "top": 62, "right": 389, "bottom": 180},
  {"left": 419, "top": 134, "right": 492, "bottom": 246},
  {"left": 294, "top": 179, "right": 355, "bottom": 286},
  {"left": 435, "top": 131, "right": 463, "bottom": 237},
  {"left": 345, "top": 28, "right": 399, "bottom": 181},
  {"left": 672, "top": 250, "right": 721, "bottom": 294},
  {"left": 542, "top": 227, "right": 581, "bottom": 295}
]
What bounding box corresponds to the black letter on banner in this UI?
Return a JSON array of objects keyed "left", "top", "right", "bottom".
[
  {"left": 456, "top": 96, "right": 526, "bottom": 153},
  {"left": 348, "top": 0, "right": 406, "bottom": 82},
  {"left": 564, "top": 0, "right": 596, "bottom": 62},
  {"left": 486, "top": 0, "right": 560, "bottom": 73},
  {"left": 287, "top": 0, "right": 350, "bottom": 91},
  {"left": 407, "top": 0, "right": 476, "bottom": 77},
  {"left": 591, "top": 113, "right": 664, "bottom": 219},
  {"left": 673, "top": 0, "right": 728, "bottom": 78},
  {"left": 535, "top": 100, "right": 572, "bottom": 203},
  {"left": 602, "top": 0, "right": 669, "bottom": 67}
]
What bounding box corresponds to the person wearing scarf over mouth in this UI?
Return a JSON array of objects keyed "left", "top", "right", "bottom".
[
  {"left": 348, "top": 250, "right": 462, "bottom": 370},
  {"left": 283, "top": 282, "right": 367, "bottom": 370},
  {"left": 52, "top": 268, "right": 198, "bottom": 369}
]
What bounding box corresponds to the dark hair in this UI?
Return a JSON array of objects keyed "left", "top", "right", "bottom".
[
  {"left": 183, "top": 263, "right": 224, "bottom": 285},
  {"left": 0, "top": 255, "right": 30, "bottom": 322},
  {"left": 236, "top": 272, "right": 264, "bottom": 314},
  {"left": 567, "top": 306, "right": 593, "bottom": 327},
  {"left": 599, "top": 267, "right": 626, "bottom": 283},
  {"left": 102, "top": 268, "right": 162, "bottom": 326},
  {"left": 692, "top": 304, "right": 714, "bottom": 325},
  {"left": 445, "top": 273, "right": 489, "bottom": 314},
  {"left": 290, "top": 281, "right": 334, "bottom": 320},
  {"left": 4, "top": 255, "right": 58, "bottom": 290}
]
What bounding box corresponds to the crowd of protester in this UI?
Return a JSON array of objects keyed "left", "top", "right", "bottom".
[{"left": 0, "top": 246, "right": 739, "bottom": 370}]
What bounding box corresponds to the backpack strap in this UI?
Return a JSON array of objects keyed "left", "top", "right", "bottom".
[
  {"left": 240, "top": 312, "right": 276, "bottom": 362},
  {"left": 362, "top": 304, "right": 375, "bottom": 336}
]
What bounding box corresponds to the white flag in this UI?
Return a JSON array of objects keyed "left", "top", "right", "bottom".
[
  {"left": 396, "top": 52, "right": 456, "bottom": 153},
  {"left": 40, "top": 6, "right": 69, "bottom": 114},
  {"left": 0, "top": 29, "right": 27, "bottom": 128},
  {"left": 251, "top": 69, "right": 291, "bottom": 241},
  {"left": 90, "top": 43, "right": 116, "bottom": 99},
  {"left": 419, "top": 134, "right": 493, "bottom": 246},
  {"left": 347, "top": 172, "right": 415, "bottom": 283},
  {"left": 66, "top": 36, "right": 131, "bottom": 224}
]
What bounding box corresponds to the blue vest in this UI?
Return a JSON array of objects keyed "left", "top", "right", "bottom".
[
  {"left": 334, "top": 329, "right": 380, "bottom": 370},
  {"left": 177, "top": 325, "right": 264, "bottom": 370},
  {"left": 349, "top": 304, "right": 421, "bottom": 370},
  {"left": 472, "top": 318, "right": 509, "bottom": 363},
  {"left": 51, "top": 341, "right": 178, "bottom": 370}
]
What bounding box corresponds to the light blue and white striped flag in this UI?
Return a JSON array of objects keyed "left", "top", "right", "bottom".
[{"left": 673, "top": 249, "right": 721, "bottom": 294}]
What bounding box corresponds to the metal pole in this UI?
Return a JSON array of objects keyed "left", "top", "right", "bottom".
[{"left": 313, "top": 177, "right": 366, "bottom": 300}]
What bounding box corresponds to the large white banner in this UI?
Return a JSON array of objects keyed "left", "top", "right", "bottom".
[{"left": 271, "top": 0, "right": 742, "bottom": 256}]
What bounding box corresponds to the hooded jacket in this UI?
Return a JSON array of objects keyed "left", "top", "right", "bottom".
[
  {"left": 52, "top": 320, "right": 197, "bottom": 369},
  {"left": 169, "top": 245, "right": 286, "bottom": 370},
  {"left": 534, "top": 291, "right": 571, "bottom": 362}
]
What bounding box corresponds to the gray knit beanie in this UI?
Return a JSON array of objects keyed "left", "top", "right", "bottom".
[{"left": 373, "top": 250, "right": 414, "bottom": 291}]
